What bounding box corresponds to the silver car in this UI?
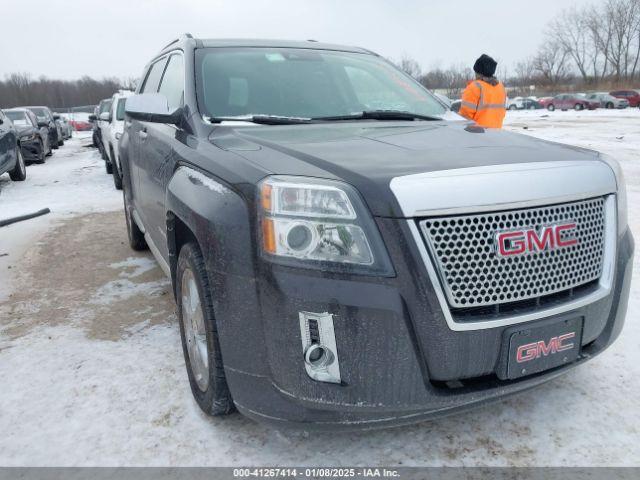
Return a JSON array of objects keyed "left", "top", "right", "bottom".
[{"left": 585, "top": 92, "right": 629, "bottom": 109}]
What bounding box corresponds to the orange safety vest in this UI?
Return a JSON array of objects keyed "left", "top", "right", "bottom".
[{"left": 459, "top": 79, "right": 507, "bottom": 128}]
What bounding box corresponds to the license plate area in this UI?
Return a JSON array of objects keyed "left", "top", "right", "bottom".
[{"left": 499, "top": 316, "right": 583, "bottom": 380}]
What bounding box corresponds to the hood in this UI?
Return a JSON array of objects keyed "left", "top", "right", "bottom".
[
  {"left": 15, "top": 125, "right": 35, "bottom": 135},
  {"left": 210, "top": 121, "right": 600, "bottom": 217}
]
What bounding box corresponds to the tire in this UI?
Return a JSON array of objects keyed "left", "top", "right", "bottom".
[
  {"left": 177, "top": 242, "right": 235, "bottom": 417},
  {"left": 574, "top": 103, "right": 584, "bottom": 111},
  {"left": 105, "top": 160, "right": 113, "bottom": 174},
  {"left": 9, "top": 147, "right": 26, "bottom": 181},
  {"left": 123, "top": 188, "right": 148, "bottom": 251},
  {"left": 509, "top": 105, "right": 517, "bottom": 110},
  {"left": 547, "top": 104, "right": 555, "bottom": 111},
  {"left": 58, "top": 139, "right": 64, "bottom": 147},
  {"left": 35, "top": 140, "right": 46, "bottom": 164},
  {"left": 607, "top": 102, "right": 614, "bottom": 109},
  {"left": 111, "top": 149, "right": 123, "bottom": 190}
]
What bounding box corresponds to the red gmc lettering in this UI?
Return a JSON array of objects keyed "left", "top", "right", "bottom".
[
  {"left": 516, "top": 332, "right": 576, "bottom": 363},
  {"left": 496, "top": 223, "right": 577, "bottom": 257}
]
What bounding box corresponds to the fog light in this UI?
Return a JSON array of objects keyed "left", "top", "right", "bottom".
[
  {"left": 304, "top": 344, "right": 334, "bottom": 368},
  {"left": 299, "top": 311, "right": 341, "bottom": 384}
]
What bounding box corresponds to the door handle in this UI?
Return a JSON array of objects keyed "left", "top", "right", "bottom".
[{"left": 138, "top": 128, "right": 148, "bottom": 141}]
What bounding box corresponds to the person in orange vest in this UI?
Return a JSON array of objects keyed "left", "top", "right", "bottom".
[{"left": 458, "top": 54, "right": 507, "bottom": 128}]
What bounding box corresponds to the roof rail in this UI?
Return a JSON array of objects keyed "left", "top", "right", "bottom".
[{"left": 160, "top": 33, "right": 194, "bottom": 52}]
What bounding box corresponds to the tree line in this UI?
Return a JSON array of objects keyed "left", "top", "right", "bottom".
[
  {"left": 0, "top": 73, "right": 136, "bottom": 110},
  {"left": 401, "top": 0, "right": 640, "bottom": 97}
]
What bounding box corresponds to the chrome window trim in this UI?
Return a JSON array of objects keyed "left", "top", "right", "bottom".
[{"left": 406, "top": 194, "right": 617, "bottom": 331}]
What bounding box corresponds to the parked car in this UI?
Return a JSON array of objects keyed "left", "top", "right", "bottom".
[
  {"left": 101, "top": 90, "right": 133, "bottom": 189},
  {"left": 24, "top": 106, "right": 60, "bottom": 150},
  {"left": 609, "top": 89, "right": 640, "bottom": 107},
  {"left": 120, "top": 35, "right": 632, "bottom": 430},
  {"left": 4, "top": 108, "right": 48, "bottom": 163},
  {"left": 69, "top": 119, "right": 93, "bottom": 131},
  {"left": 450, "top": 99, "right": 461, "bottom": 112},
  {"left": 546, "top": 94, "right": 599, "bottom": 111},
  {"left": 585, "top": 92, "right": 629, "bottom": 109},
  {"left": 0, "top": 110, "right": 26, "bottom": 181},
  {"left": 507, "top": 97, "right": 541, "bottom": 110},
  {"left": 89, "top": 98, "right": 112, "bottom": 169},
  {"left": 537, "top": 97, "right": 553, "bottom": 108},
  {"left": 56, "top": 114, "right": 73, "bottom": 139}
]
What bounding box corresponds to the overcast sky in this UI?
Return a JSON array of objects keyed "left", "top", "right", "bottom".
[{"left": 2, "top": 0, "right": 597, "bottom": 80}]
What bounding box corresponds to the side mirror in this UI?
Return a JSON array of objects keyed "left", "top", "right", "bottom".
[
  {"left": 88, "top": 114, "right": 97, "bottom": 122},
  {"left": 99, "top": 112, "right": 111, "bottom": 122},
  {"left": 53, "top": 114, "right": 61, "bottom": 120},
  {"left": 125, "top": 93, "right": 182, "bottom": 125}
]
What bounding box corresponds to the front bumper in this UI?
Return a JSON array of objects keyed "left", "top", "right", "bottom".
[{"left": 215, "top": 221, "right": 633, "bottom": 430}]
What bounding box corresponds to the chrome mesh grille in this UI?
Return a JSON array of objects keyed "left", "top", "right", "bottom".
[{"left": 419, "top": 197, "right": 606, "bottom": 309}]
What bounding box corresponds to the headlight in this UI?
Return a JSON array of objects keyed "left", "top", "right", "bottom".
[
  {"left": 258, "top": 176, "right": 394, "bottom": 275},
  {"left": 600, "top": 153, "right": 627, "bottom": 234}
]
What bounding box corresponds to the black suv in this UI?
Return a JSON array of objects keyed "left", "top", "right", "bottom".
[
  {"left": 120, "top": 35, "right": 632, "bottom": 429},
  {"left": 0, "top": 110, "right": 26, "bottom": 181}
]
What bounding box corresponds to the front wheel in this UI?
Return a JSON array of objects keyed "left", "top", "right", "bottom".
[
  {"left": 574, "top": 103, "right": 584, "bottom": 111},
  {"left": 547, "top": 104, "right": 555, "bottom": 111},
  {"left": 112, "top": 156, "right": 123, "bottom": 190},
  {"left": 123, "top": 189, "right": 148, "bottom": 251},
  {"left": 36, "top": 140, "right": 46, "bottom": 164},
  {"left": 177, "top": 242, "right": 235, "bottom": 417},
  {"left": 9, "top": 147, "right": 26, "bottom": 181},
  {"left": 509, "top": 105, "right": 517, "bottom": 110},
  {"left": 606, "top": 102, "right": 614, "bottom": 109}
]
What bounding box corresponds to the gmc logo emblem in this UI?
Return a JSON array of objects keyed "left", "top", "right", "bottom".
[
  {"left": 516, "top": 333, "right": 576, "bottom": 363},
  {"left": 495, "top": 223, "right": 577, "bottom": 257}
]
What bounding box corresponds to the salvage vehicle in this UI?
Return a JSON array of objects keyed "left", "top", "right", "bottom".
[
  {"left": 610, "top": 89, "right": 640, "bottom": 108},
  {"left": 90, "top": 98, "right": 113, "bottom": 172},
  {"left": 507, "top": 97, "right": 541, "bottom": 110},
  {"left": 101, "top": 91, "right": 133, "bottom": 189},
  {"left": 24, "top": 106, "right": 60, "bottom": 150},
  {"left": 120, "top": 35, "right": 633, "bottom": 429},
  {"left": 586, "top": 93, "right": 629, "bottom": 109},
  {"left": 4, "top": 108, "right": 48, "bottom": 163},
  {"left": 546, "top": 94, "right": 599, "bottom": 111},
  {"left": 0, "top": 110, "right": 26, "bottom": 181}
]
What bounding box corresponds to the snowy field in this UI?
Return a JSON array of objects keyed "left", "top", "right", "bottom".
[{"left": 0, "top": 111, "right": 639, "bottom": 467}]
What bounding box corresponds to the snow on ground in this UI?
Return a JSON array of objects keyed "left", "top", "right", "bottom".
[
  {"left": 0, "top": 133, "right": 121, "bottom": 301},
  {"left": 0, "top": 111, "right": 639, "bottom": 467}
]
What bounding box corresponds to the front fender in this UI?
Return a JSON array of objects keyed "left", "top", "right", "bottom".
[{"left": 165, "top": 166, "right": 270, "bottom": 377}]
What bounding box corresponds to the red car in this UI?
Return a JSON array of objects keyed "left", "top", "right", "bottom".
[
  {"left": 610, "top": 90, "right": 640, "bottom": 107},
  {"left": 69, "top": 120, "right": 92, "bottom": 131},
  {"left": 537, "top": 97, "right": 553, "bottom": 108},
  {"left": 546, "top": 94, "right": 599, "bottom": 111}
]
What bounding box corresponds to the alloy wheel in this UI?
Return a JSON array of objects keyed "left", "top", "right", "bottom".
[{"left": 181, "top": 268, "right": 210, "bottom": 392}]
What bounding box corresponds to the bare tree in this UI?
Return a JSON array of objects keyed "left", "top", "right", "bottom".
[
  {"left": 397, "top": 55, "right": 422, "bottom": 79},
  {"left": 532, "top": 41, "right": 570, "bottom": 85},
  {"left": 549, "top": 7, "right": 593, "bottom": 82}
]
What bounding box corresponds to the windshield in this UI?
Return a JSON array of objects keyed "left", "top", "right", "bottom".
[
  {"left": 99, "top": 100, "right": 112, "bottom": 114},
  {"left": 5, "top": 111, "right": 30, "bottom": 126},
  {"left": 30, "top": 107, "right": 49, "bottom": 121},
  {"left": 116, "top": 98, "right": 127, "bottom": 121},
  {"left": 196, "top": 47, "right": 446, "bottom": 119}
]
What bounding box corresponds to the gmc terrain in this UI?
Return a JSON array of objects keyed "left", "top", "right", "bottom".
[{"left": 119, "top": 35, "right": 633, "bottom": 429}]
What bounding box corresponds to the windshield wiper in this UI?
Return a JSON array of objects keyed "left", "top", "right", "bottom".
[
  {"left": 313, "top": 110, "right": 442, "bottom": 122},
  {"left": 209, "top": 115, "right": 311, "bottom": 125}
]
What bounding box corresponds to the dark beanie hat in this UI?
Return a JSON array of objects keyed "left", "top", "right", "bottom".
[{"left": 473, "top": 54, "right": 498, "bottom": 77}]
